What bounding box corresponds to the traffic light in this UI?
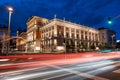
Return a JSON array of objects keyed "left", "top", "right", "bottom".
[{"left": 108, "top": 17, "right": 112, "bottom": 24}]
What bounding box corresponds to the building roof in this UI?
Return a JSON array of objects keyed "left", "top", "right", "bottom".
[
  {"left": 98, "top": 27, "right": 108, "bottom": 30},
  {"left": 98, "top": 27, "right": 116, "bottom": 33}
]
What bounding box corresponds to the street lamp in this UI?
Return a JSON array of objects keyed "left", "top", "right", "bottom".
[
  {"left": 8, "top": 7, "right": 13, "bottom": 36},
  {"left": 8, "top": 7, "right": 13, "bottom": 53}
]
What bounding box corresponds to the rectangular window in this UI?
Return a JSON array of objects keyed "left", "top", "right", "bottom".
[
  {"left": 72, "top": 33, "right": 74, "bottom": 38},
  {"left": 66, "top": 32, "right": 69, "bottom": 38},
  {"left": 81, "top": 35, "right": 83, "bottom": 39},
  {"left": 77, "top": 34, "right": 79, "bottom": 39}
]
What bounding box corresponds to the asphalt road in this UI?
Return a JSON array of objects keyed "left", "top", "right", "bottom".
[{"left": 0, "top": 58, "right": 120, "bottom": 80}]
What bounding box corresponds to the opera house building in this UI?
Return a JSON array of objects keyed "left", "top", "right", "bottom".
[{"left": 25, "top": 16, "right": 99, "bottom": 53}]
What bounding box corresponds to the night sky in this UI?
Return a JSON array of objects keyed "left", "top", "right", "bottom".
[{"left": 0, "top": 0, "right": 120, "bottom": 40}]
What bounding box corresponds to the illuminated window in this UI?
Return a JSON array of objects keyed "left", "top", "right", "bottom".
[
  {"left": 27, "top": 32, "right": 33, "bottom": 41},
  {"left": 54, "top": 39, "right": 57, "bottom": 45}
]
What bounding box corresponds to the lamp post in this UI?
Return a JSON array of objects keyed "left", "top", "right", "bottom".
[
  {"left": 7, "top": 7, "right": 13, "bottom": 53},
  {"left": 111, "top": 34, "right": 115, "bottom": 46}
]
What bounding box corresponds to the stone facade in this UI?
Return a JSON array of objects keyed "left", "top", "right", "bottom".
[
  {"left": 26, "top": 16, "right": 100, "bottom": 53},
  {"left": 99, "top": 28, "right": 116, "bottom": 46}
]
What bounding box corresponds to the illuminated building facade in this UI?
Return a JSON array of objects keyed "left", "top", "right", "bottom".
[
  {"left": 26, "top": 16, "right": 99, "bottom": 53},
  {"left": 16, "top": 31, "right": 27, "bottom": 51}
]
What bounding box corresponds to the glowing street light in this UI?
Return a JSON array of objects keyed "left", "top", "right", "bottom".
[{"left": 8, "top": 7, "right": 13, "bottom": 12}]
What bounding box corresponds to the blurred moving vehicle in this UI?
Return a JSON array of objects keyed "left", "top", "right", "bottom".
[{"left": 99, "top": 49, "right": 112, "bottom": 53}]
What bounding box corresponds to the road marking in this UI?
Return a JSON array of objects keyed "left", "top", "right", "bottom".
[
  {"left": 45, "top": 64, "right": 109, "bottom": 80},
  {"left": 8, "top": 72, "right": 24, "bottom": 76},
  {"left": 43, "top": 61, "right": 120, "bottom": 80},
  {"left": 4, "top": 69, "right": 72, "bottom": 80},
  {"left": 77, "top": 60, "right": 117, "bottom": 68},
  {"left": 84, "top": 62, "right": 120, "bottom": 75},
  {"left": 0, "top": 62, "right": 111, "bottom": 80},
  {"left": 0, "top": 60, "right": 119, "bottom": 76},
  {"left": 2, "top": 60, "right": 119, "bottom": 80},
  {"left": 1, "top": 59, "right": 120, "bottom": 80},
  {"left": 113, "top": 69, "right": 120, "bottom": 73},
  {"left": 0, "top": 66, "right": 47, "bottom": 76},
  {"left": 42, "top": 73, "right": 71, "bottom": 80}
]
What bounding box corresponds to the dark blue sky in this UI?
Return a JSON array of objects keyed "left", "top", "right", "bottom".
[{"left": 0, "top": 0, "right": 120, "bottom": 39}]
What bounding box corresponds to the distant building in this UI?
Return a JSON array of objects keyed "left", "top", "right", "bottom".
[
  {"left": 26, "top": 16, "right": 100, "bottom": 53},
  {"left": 0, "top": 26, "right": 8, "bottom": 53},
  {"left": 16, "top": 31, "right": 27, "bottom": 51},
  {"left": 98, "top": 27, "right": 116, "bottom": 45},
  {"left": 0, "top": 32, "right": 3, "bottom": 53}
]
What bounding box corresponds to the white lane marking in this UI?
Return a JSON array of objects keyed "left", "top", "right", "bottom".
[
  {"left": 42, "top": 73, "right": 71, "bottom": 80},
  {"left": 46, "top": 64, "right": 109, "bottom": 80},
  {"left": 0, "top": 61, "right": 117, "bottom": 75},
  {"left": 84, "top": 62, "right": 120, "bottom": 75},
  {"left": 1, "top": 62, "right": 111, "bottom": 80},
  {"left": 3, "top": 60, "right": 119, "bottom": 80},
  {"left": 1, "top": 59, "right": 120, "bottom": 80},
  {"left": 43, "top": 60, "right": 118, "bottom": 80},
  {"left": 42, "top": 60, "right": 120, "bottom": 80},
  {"left": 0, "top": 60, "right": 118, "bottom": 79},
  {"left": 8, "top": 72, "right": 24, "bottom": 76},
  {"left": 77, "top": 60, "right": 116, "bottom": 68},
  {"left": 0, "top": 66, "right": 47, "bottom": 76},
  {"left": 5, "top": 69, "right": 71, "bottom": 80},
  {"left": 113, "top": 69, "right": 120, "bottom": 73}
]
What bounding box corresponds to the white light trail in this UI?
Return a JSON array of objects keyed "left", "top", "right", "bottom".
[
  {"left": 3, "top": 60, "right": 118, "bottom": 80},
  {"left": 0, "top": 59, "right": 9, "bottom": 61}
]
